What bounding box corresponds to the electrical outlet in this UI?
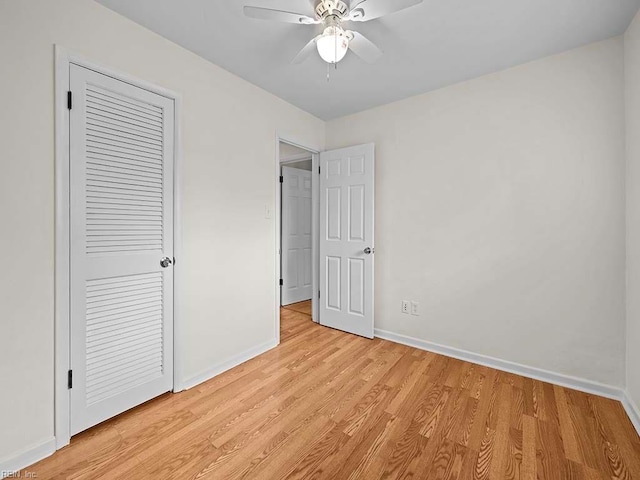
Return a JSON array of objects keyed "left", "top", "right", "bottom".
[
  {"left": 411, "top": 301, "right": 420, "bottom": 316},
  {"left": 402, "top": 300, "right": 410, "bottom": 314}
]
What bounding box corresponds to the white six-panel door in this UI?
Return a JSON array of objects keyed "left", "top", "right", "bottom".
[
  {"left": 281, "top": 166, "right": 313, "bottom": 305},
  {"left": 69, "top": 64, "right": 174, "bottom": 435},
  {"left": 319, "top": 144, "right": 375, "bottom": 338}
]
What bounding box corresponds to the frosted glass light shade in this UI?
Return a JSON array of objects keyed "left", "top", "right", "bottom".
[{"left": 316, "top": 26, "right": 349, "bottom": 64}]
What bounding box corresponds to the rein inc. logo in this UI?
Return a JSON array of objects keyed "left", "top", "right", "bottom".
[{"left": 1, "top": 471, "right": 37, "bottom": 478}]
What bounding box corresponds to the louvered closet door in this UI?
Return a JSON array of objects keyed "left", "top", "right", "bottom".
[{"left": 69, "top": 64, "right": 174, "bottom": 435}]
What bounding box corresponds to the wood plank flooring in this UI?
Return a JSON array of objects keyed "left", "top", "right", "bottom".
[
  {"left": 283, "top": 300, "right": 312, "bottom": 316},
  {"left": 24, "top": 301, "right": 640, "bottom": 479}
]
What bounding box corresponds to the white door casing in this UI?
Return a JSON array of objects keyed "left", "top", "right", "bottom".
[
  {"left": 69, "top": 64, "right": 174, "bottom": 435},
  {"left": 319, "top": 144, "right": 375, "bottom": 338},
  {"left": 281, "top": 166, "right": 313, "bottom": 305}
]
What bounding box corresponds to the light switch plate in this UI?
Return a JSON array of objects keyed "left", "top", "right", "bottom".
[{"left": 411, "top": 301, "right": 420, "bottom": 316}]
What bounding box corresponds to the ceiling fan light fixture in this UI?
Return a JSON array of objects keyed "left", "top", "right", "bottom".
[{"left": 316, "top": 26, "right": 349, "bottom": 64}]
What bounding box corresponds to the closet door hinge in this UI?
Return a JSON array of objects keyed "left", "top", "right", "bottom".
[
  {"left": 279, "top": 175, "right": 284, "bottom": 183},
  {"left": 68, "top": 369, "right": 73, "bottom": 389},
  {"left": 318, "top": 166, "right": 321, "bottom": 174},
  {"left": 67, "top": 91, "right": 73, "bottom": 110},
  {"left": 279, "top": 279, "right": 284, "bottom": 286}
]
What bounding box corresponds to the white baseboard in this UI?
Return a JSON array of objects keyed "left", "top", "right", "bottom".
[
  {"left": 621, "top": 391, "right": 640, "bottom": 436},
  {"left": 175, "top": 338, "right": 279, "bottom": 391},
  {"left": 374, "top": 328, "right": 623, "bottom": 400},
  {"left": 0, "top": 437, "right": 56, "bottom": 479}
]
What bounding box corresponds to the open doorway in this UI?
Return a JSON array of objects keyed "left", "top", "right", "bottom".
[
  {"left": 275, "top": 139, "right": 375, "bottom": 341},
  {"left": 279, "top": 141, "right": 317, "bottom": 325}
]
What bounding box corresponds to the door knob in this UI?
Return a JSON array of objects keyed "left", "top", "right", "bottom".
[
  {"left": 364, "top": 247, "right": 374, "bottom": 255},
  {"left": 160, "top": 257, "right": 173, "bottom": 268}
]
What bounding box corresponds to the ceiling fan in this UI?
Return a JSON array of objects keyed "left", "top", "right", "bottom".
[{"left": 243, "top": 0, "right": 424, "bottom": 65}]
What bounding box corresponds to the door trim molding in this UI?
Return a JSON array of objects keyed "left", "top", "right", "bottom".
[
  {"left": 275, "top": 135, "right": 321, "bottom": 341},
  {"left": 54, "top": 46, "right": 183, "bottom": 449}
]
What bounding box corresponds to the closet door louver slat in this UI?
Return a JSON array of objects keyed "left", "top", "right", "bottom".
[
  {"left": 85, "top": 273, "right": 164, "bottom": 405},
  {"left": 85, "top": 85, "right": 164, "bottom": 256}
]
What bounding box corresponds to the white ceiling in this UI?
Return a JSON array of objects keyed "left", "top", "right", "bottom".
[{"left": 95, "top": 0, "right": 640, "bottom": 120}]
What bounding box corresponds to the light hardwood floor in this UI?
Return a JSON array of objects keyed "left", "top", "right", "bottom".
[
  {"left": 25, "top": 301, "right": 640, "bottom": 479},
  {"left": 283, "top": 300, "right": 312, "bottom": 316}
]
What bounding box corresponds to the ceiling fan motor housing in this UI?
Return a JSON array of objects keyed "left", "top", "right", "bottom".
[{"left": 315, "top": 0, "right": 349, "bottom": 20}]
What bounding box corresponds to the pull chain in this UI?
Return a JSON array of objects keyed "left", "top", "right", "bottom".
[{"left": 327, "top": 29, "right": 339, "bottom": 82}]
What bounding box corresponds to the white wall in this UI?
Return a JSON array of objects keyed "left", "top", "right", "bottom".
[
  {"left": 282, "top": 160, "right": 313, "bottom": 171},
  {"left": 326, "top": 38, "right": 626, "bottom": 387},
  {"left": 280, "top": 142, "right": 312, "bottom": 160},
  {"left": 625, "top": 10, "right": 640, "bottom": 416},
  {"left": 0, "top": 0, "right": 324, "bottom": 464},
  {"left": 0, "top": 0, "right": 635, "bottom": 467}
]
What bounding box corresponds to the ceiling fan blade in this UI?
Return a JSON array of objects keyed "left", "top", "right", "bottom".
[
  {"left": 348, "top": 31, "right": 383, "bottom": 63},
  {"left": 243, "top": 6, "right": 319, "bottom": 24},
  {"left": 347, "top": 0, "right": 423, "bottom": 22},
  {"left": 292, "top": 35, "right": 322, "bottom": 64}
]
